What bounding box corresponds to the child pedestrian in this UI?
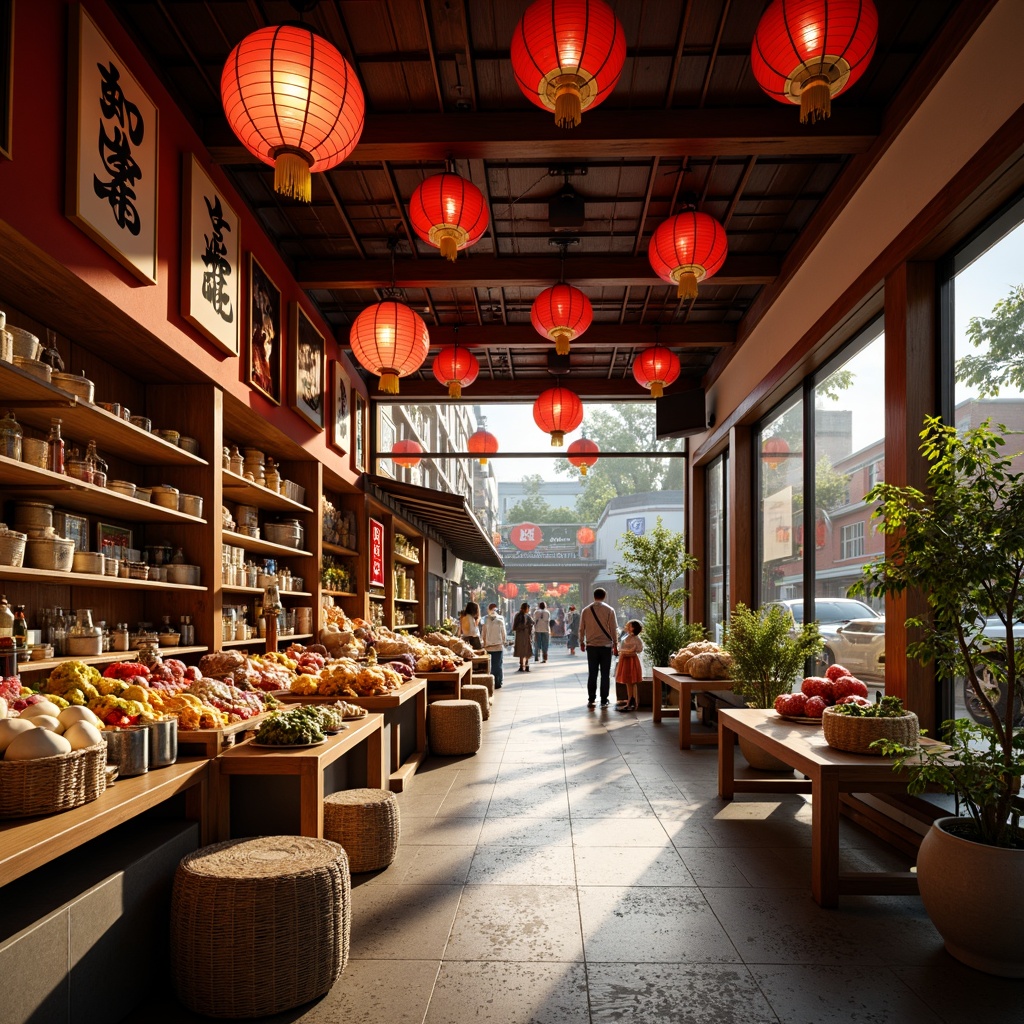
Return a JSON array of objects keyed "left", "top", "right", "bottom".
[{"left": 615, "top": 620, "right": 644, "bottom": 712}]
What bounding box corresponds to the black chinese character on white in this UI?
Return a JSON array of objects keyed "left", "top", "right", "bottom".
[
  {"left": 202, "top": 195, "right": 234, "bottom": 323},
  {"left": 93, "top": 61, "right": 145, "bottom": 235}
]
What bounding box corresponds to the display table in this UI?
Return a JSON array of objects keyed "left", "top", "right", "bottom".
[
  {"left": 717, "top": 708, "right": 921, "bottom": 907},
  {"left": 215, "top": 713, "right": 385, "bottom": 840},
  {"left": 651, "top": 668, "right": 739, "bottom": 749},
  {"left": 178, "top": 712, "right": 272, "bottom": 757},
  {"left": 272, "top": 678, "right": 428, "bottom": 792},
  {"left": 471, "top": 653, "right": 490, "bottom": 675},
  {"left": 419, "top": 662, "right": 471, "bottom": 701}
]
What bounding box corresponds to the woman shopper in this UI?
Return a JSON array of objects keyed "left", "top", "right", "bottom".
[
  {"left": 564, "top": 605, "right": 579, "bottom": 655},
  {"left": 480, "top": 603, "right": 507, "bottom": 688},
  {"left": 459, "top": 601, "right": 482, "bottom": 650},
  {"left": 615, "top": 620, "right": 644, "bottom": 711},
  {"left": 532, "top": 601, "right": 551, "bottom": 663},
  {"left": 512, "top": 602, "right": 534, "bottom": 672}
]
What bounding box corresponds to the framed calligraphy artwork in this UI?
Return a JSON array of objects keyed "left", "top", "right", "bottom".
[
  {"left": 67, "top": 4, "right": 158, "bottom": 285},
  {"left": 0, "top": 0, "right": 12, "bottom": 160},
  {"left": 247, "top": 254, "right": 282, "bottom": 405},
  {"left": 329, "top": 359, "right": 351, "bottom": 454},
  {"left": 369, "top": 518, "right": 385, "bottom": 589},
  {"left": 182, "top": 154, "right": 240, "bottom": 356},
  {"left": 289, "top": 304, "right": 325, "bottom": 429},
  {"left": 353, "top": 393, "right": 367, "bottom": 474}
]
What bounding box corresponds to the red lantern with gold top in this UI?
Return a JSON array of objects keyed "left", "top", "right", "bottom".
[
  {"left": 632, "top": 346, "right": 681, "bottom": 399},
  {"left": 467, "top": 428, "right": 499, "bottom": 466},
  {"left": 221, "top": 24, "right": 365, "bottom": 202},
  {"left": 391, "top": 439, "right": 423, "bottom": 468},
  {"left": 752, "top": 0, "right": 878, "bottom": 125},
  {"left": 762, "top": 436, "right": 791, "bottom": 470},
  {"left": 432, "top": 345, "right": 479, "bottom": 399},
  {"left": 349, "top": 300, "right": 430, "bottom": 394},
  {"left": 408, "top": 172, "right": 489, "bottom": 262},
  {"left": 576, "top": 526, "right": 595, "bottom": 545},
  {"left": 648, "top": 211, "right": 728, "bottom": 301},
  {"left": 533, "top": 386, "right": 583, "bottom": 447},
  {"left": 531, "top": 283, "right": 593, "bottom": 356},
  {"left": 567, "top": 437, "right": 599, "bottom": 476}
]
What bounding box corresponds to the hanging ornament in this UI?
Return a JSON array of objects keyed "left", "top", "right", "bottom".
[
  {"left": 492, "top": 531, "right": 503, "bottom": 547},
  {"left": 526, "top": 582, "right": 542, "bottom": 594},
  {"left": 467, "top": 427, "right": 499, "bottom": 465},
  {"left": 531, "top": 283, "right": 593, "bottom": 356},
  {"left": 432, "top": 344, "right": 480, "bottom": 398},
  {"left": 391, "top": 439, "right": 423, "bottom": 468},
  {"left": 504, "top": 581, "right": 519, "bottom": 599},
  {"left": 576, "top": 526, "right": 595, "bottom": 545},
  {"left": 762, "top": 436, "right": 791, "bottom": 470},
  {"left": 567, "top": 437, "right": 600, "bottom": 476},
  {"left": 533, "top": 386, "right": 583, "bottom": 447},
  {"left": 510, "top": 0, "right": 626, "bottom": 129},
  {"left": 349, "top": 300, "right": 430, "bottom": 394},
  {"left": 751, "top": 0, "right": 878, "bottom": 124},
  {"left": 648, "top": 211, "right": 728, "bottom": 301},
  {"left": 632, "top": 346, "right": 681, "bottom": 399},
  {"left": 221, "top": 24, "right": 365, "bottom": 202},
  {"left": 408, "top": 171, "right": 489, "bottom": 261}
]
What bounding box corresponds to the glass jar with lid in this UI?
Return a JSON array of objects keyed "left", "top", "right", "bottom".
[
  {"left": 0, "top": 411, "right": 23, "bottom": 460},
  {"left": 67, "top": 608, "right": 103, "bottom": 657}
]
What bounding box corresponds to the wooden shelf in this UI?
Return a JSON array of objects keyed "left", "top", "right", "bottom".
[
  {"left": 222, "top": 530, "right": 312, "bottom": 559},
  {"left": 322, "top": 541, "right": 358, "bottom": 557},
  {"left": 394, "top": 623, "right": 419, "bottom": 630},
  {"left": 369, "top": 593, "right": 385, "bottom": 602},
  {"left": 393, "top": 550, "right": 420, "bottom": 565},
  {"left": 0, "top": 564, "right": 207, "bottom": 591},
  {"left": 394, "top": 597, "right": 419, "bottom": 605},
  {"left": 221, "top": 634, "right": 313, "bottom": 648},
  {"left": 221, "top": 585, "right": 312, "bottom": 598},
  {"left": 322, "top": 589, "right": 357, "bottom": 597},
  {"left": 0, "top": 454, "right": 208, "bottom": 524},
  {"left": 0, "top": 363, "right": 208, "bottom": 466},
  {"left": 221, "top": 470, "right": 312, "bottom": 513},
  {"left": 15, "top": 645, "right": 209, "bottom": 675}
]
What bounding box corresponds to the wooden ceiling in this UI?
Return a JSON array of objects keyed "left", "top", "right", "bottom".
[{"left": 109, "top": 0, "right": 968, "bottom": 402}]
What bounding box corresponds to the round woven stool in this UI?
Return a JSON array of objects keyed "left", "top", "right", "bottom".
[
  {"left": 171, "top": 836, "right": 350, "bottom": 1018},
  {"left": 461, "top": 683, "right": 490, "bottom": 721},
  {"left": 429, "top": 699, "right": 483, "bottom": 755},
  {"left": 476, "top": 673, "right": 495, "bottom": 697},
  {"left": 323, "top": 787, "right": 401, "bottom": 873}
]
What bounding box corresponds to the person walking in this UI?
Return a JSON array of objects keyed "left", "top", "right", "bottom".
[
  {"left": 480, "top": 602, "right": 507, "bottom": 688},
  {"left": 532, "top": 600, "right": 551, "bottom": 663},
  {"left": 512, "top": 602, "right": 534, "bottom": 672},
  {"left": 579, "top": 588, "right": 619, "bottom": 707},
  {"left": 564, "top": 605, "right": 579, "bottom": 655},
  {"left": 615, "top": 620, "right": 644, "bottom": 712},
  {"left": 459, "top": 601, "right": 482, "bottom": 650}
]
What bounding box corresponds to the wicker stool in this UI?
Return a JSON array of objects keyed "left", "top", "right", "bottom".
[
  {"left": 429, "top": 699, "right": 483, "bottom": 755},
  {"left": 323, "top": 787, "right": 401, "bottom": 873},
  {"left": 476, "top": 673, "right": 495, "bottom": 697},
  {"left": 171, "top": 836, "right": 350, "bottom": 1018},
  {"left": 461, "top": 683, "right": 490, "bottom": 721}
]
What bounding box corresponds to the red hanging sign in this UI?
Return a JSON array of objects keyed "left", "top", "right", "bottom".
[
  {"left": 369, "top": 518, "right": 385, "bottom": 588},
  {"left": 509, "top": 523, "right": 544, "bottom": 551}
]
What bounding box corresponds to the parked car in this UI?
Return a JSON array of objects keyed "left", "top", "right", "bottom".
[{"left": 959, "top": 616, "right": 1024, "bottom": 726}]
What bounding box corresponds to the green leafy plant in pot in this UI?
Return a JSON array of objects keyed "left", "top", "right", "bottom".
[{"left": 857, "top": 416, "right": 1024, "bottom": 976}]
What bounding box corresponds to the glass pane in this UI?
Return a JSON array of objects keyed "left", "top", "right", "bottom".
[{"left": 706, "top": 454, "right": 727, "bottom": 642}]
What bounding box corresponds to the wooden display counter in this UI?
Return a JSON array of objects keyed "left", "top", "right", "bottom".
[
  {"left": 177, "top": 712, "right": 273, "bottom": 757},
  {"left": 471, "top": 653, "right": 490, "bottom": 675},
  {"left": 419, "top": 661, "right": 471, "bottom": 701},
  {"left": 215, "top": 713, "right": 385, "bottom": 840},
  {"left": 651, "top": 667, "right": 740, "bottom": 749}
]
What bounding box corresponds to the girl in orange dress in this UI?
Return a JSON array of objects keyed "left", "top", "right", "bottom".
[{"left": 615, "top": 620, "right": 644, "bottom": 712}]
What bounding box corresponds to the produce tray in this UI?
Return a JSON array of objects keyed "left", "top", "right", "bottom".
[
  {"left": 177, "top": 711, "right": 271, "bottom": 757},
  {"left": 775, "top": 713, "right": 823, "bottom": 725}
]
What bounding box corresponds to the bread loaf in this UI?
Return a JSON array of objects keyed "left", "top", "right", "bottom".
[
  {"left": 687, "top": 650, "right": 733, "bottom": 680},
  {"left": 672, "top": 640, "right": 720, "bottom": 674}
]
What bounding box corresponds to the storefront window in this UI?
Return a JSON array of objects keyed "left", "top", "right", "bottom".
[{"left": 706, "top": 454, "right": 728, "bottom": 643}]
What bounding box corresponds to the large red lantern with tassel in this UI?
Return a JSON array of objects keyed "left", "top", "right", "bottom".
[
  {"left": 408, "top": 172, "right": 489, "bottom": 261},
  {"left": 349, "top": 301, "right": 430, "bottom": 394},
  {"left": 526, "top": 582, "right": 542, "bottom": 594},
  {"left": 752, "top": 0, "right": 878, "bottom": 125},
  {"left": 504, "top": 581, "right": 519, "bottom": 599},
  {"left": 576, "top": 526, "right": 595, "bottom": 545},
  {"left": 221, "top": 24, "right": 365, "bottom": 202},
  {"left": 533, "top": 386, "right": 583, "bottom": 447},
  {"left": 531, "top": 284, "right": 593, "bottom": 356},
  {"left": 762, "top": 436, "right": 791, "bottom": 470},
  {"left": 567, "top": 437, "right": 600, "bottom": 476},
  {"left": 432, "top": 345, "right": 479, "bottom": 398},
  {"left": 632, "top": 346, "right": 681, "bottom": 399},
  {"left": 391, "top": 439, "right": 423, "bottom": 468},
  {"left": 648, "top": 211, "right": 728, "bottom": 301},
  {"left": 510, "top": 0, "right": 626, "bottom": 130},
  {"left": 467, "top": 428, "right": 499, "bottom": 465}
]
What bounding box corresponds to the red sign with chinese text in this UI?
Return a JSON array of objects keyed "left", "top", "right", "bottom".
[
  {"left": 509, "top": 523, "right": 543, "bottom": 551},
  {"left": 369, "top": 518, "right": 385, "bottom": 588}
]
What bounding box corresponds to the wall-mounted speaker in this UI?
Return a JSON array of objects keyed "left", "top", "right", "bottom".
[{"left": 655, "top": 388, "right": 708, "bottom": 438}]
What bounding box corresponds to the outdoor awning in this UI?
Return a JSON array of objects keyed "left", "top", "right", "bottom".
[{"left": 363, "top": 475, "right": 503, "bottom": 568}]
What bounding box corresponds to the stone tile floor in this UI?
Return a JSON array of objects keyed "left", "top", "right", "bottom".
[{"left": 134, "top": 658, "right": 1024, "bottom": 1023}]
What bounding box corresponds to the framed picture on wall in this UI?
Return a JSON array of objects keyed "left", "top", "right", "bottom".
[
  {"left": 329, "top": 359, "right": 351, "bottom": 454},
  {"left": 97, "top": 522, "right": 132, "bottom": 562},
  {"left": 182, "top": 154, "right": 240, "bottom": 356},
  {"left": 289, "top": 304, "right": 325, "bottom": 429},
  {"left": 66, "top": 4, "right": 159, "bottom": 285},
  {"left": 0, "top": 0, "right": 13, "bottom": 160},
  {"left": 247, "top": 254, "right": 281, "bottom": 405},
  {"left": 353, "top": 393, "right": 366, "bottom": 473}
]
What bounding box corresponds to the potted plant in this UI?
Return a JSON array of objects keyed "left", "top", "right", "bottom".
[
  {"left": 723, "top": 602, "right": 822, "bottom": 769},
  {"left": 858, "top": 416, "right": 1024, "bottom": 976}
]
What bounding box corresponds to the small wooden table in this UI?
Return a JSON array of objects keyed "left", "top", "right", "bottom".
[
  {"left": 651, "top": 667, "right": 740, "bottom": 749},
  {"left": 471, "top": 653, "right": 490, "bottom": 675},
  {"left": 718, "top": 708, "right": 920, "bottom": 908},
  {"left": 215, "top": 713, "right": 385, "bottom": 840},
  {"left": 419, "top": 661, "right": 471, "bottom": 701}
]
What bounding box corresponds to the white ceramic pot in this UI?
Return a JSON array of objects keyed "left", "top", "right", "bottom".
[{"left": 916, "top": 816, "right": 1024, "bottom": 977}]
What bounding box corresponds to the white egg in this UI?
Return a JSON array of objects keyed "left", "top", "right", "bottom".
[
  {"left": 29, "top": 714, "right": 64, "bottom": 733},
  {"left": 63, "top": 721, "right": 104, "bottom": 750},
  {"left": 5, "top": 727, "right": 71, "bottom": 760},
  {"left": 58, "top": 706, "right": 102, "bottom": 730},
  {"left": 20, "top": 700, "right": 63, "bottom": 720},
  {"left": 0, "top": 717, "right": 35, "bottom": 752}
]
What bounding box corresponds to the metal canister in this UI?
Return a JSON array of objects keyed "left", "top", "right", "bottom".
[
  {"left": 105, "top": 726, "right": 149, "bottom": 777},
  {"left": 145, "top": 717, "right": 178, "bottom": 767}
]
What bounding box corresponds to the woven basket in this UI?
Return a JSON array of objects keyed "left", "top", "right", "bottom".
[
  {"left": 324, "top": 788, "right": 401, "bottom": 873},
  {"left": 0, "top": 741, "right": 107, "bottom": 818},
  {"left": 0, "top": 528, "right": 26, "bottom": 567},
  {"left": 822, "top": 707, "right": 919, "bottom": 756}
]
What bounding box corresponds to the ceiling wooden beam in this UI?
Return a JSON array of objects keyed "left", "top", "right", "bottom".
[
  {"left": 374, "top": 377, "right": 703, "bottom": 401},
  {"left": 297, "top": 254, "right": 777, "bottom": 290}
]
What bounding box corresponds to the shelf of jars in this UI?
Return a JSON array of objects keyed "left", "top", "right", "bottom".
[
  {"left": 0, "top": 565, "right": 207, "bottom": 591},
  {"left": 221, "top": 530, "right": 313, "bottom": 560},
  {"left": 393, "top": 550, "right": 420, "bottom": 566},
  {"left": 323, "top": 541, "right": 358, "bottom": 558},
  {"left": 221, "top": 633, "right": 313, "bottom": 648},
  {"left": 14, "top": 645, "right": 208, "bottom": 675},
  {"left": 394, "top": 624, "right": 419, "bottom": 631},
  {"left": 221, "top": 469, "right": 312, "bottom": 514},
  {"left": 221, "top": 585, "right": 312, "bottom": 598},
  {"left": 322, "top": 589, "right": 357, "bottom": 598},
  {"left": 394, "top": 598, "right": 419, "bottom": 606}
]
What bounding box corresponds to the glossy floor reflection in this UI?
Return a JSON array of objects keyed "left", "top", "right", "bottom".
[{"left": 131, "top": 656, "right": 1022, "bottom": 1024}]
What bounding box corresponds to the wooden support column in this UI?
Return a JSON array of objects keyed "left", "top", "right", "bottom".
[
  {"left": 687, "top": 452, "right": 707, "bottom": 625},
  {"left": 884, "top": 261, "right": 938, "bottom": 733},
  {"left": 728, "top": 424, "right": 754, "bottom": 611}
]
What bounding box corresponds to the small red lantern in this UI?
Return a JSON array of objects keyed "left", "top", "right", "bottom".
[
  {"left": 492, "top": 531, "right": 502, "bottom": 547},
  {"left": 531, "top": 283, "right": 593, "bottom": 356},
  {"left": 762, "top": 436, "right": 791, "bottom": 470},
  {"left": 632, "top": 346, "right": 681, "bottom": 399},
  {"left": 391, "top": 439, "right": 423, "bottom": 468},
  {"left": 567, "top": 437, "right": 600, "bottom": 476},
  {"left": 526, "top": 582, "right": 542, "bottom": 594},
  {"left": 408, "top": 172, "right": 489, "bottom": 262},
  {"left": 349, "top": 300, "right": 430, "bottom": 394},
  {"left": 752, "top": 0, "right": 878, "bottom": 125},
  {"left": 510, "top": 0, "right": 626, "bottom": 129},
  {"left": 533, "top": 386, "right": 583, "bottom": 447},
  {"left": 467, "top": 428, "right": 499, "bottom": 466},
  {"left": 558, "top": 583, "right": 572, "bottom": 595},
  {"left": 576, "top": 526, "right": 595, "bottom": 545},
  {"left": 221, "top": 24, "right": 365, "bottom": 202},
  {"left": 648, "top": 211, "right": 728, "bottom": 301},
  {"left": 432, "top": 345, "right": 479, "bottom": 399},
  {"left": 504, "top": 582, "right": 519, "bottom": 599}
]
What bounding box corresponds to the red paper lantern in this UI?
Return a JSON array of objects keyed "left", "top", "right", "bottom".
[
  {"left": 632, "top": 346, "right": 681, "bottom": 399},
  {"left": 558, "top": 583, "right": 572, "bottom": 595},
  {"left": 751, "top": 0, "right": 878, "bottom": 124},
  {"left": 391, "top": 439, "right": 423, "bottom": 468},
  {"left": 504, "top": 582, "right": 519, "bottom": 599},
  {"left": 762, "top": 436, "right": 791, "bottom": 470},
  {"left": 349, "top": 300, "right": 430, "bottom": 394},
  {"left": 531, "top": 284, "right": 593, "bottom": 356},
  {"left": 467, "top": 428, "right": 499, "bottom": 466},
  {"left": 432, "top": 345, "right": 480, "bottom": 399},
  {"left": 408, "top": 172, "right": 489, "bottom": 261},
  {"left": 510, "top": 0, "right": 626, "bottom": 129},
  {"left": 648, "top": 211, "right": 728, "bottom": 301},
  {"left": 533, "top": 386, "right": 583, "bottom": 447},
  {"left": 492, "top": 531, "right": 502, "bottom": 547},
  {"left": 567, "top": 437, "right": 600, "bottom": 476},
  {"left": 526, "top": 582, "right": 542, "bottom": 594},
  {"left": 576, "top": 526, "right": 595, "bottom": 545},
  {"left": 221, "top": 24, "right": 365, "bottom": 202}
]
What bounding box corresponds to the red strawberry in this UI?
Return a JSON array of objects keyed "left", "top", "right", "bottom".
[
  {"left": 824, "top": 663, "right": 852, "bottom": 682},
  {"left": 837, "top": 694, "right": 872, "bottom": 706},
  {"left": 775, "top": 692, "right": 808, "bottom": 716},
  {"left": 804, "top": 695, "right": 828, "bottom": 718},
  {"left": 774, "top": 694, "right": 789, "bottom": 713},
  {"left": 833, "top": 676, "right": 870, "bottom": 700},
  {"left": 801, "top": 676, "right": 835, "bottom": 702}
]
